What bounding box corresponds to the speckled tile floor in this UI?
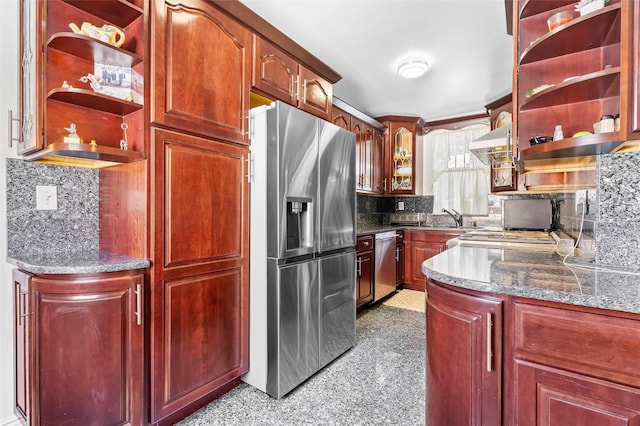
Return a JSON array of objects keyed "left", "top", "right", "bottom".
[{"left": 175, "top": 300, "right": 425, "bottom": 426}]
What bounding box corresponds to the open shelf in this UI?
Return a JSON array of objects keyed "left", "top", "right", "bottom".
[
  {"left": 520, "top": 68, "right": 620, "bottom": 111},
  {"left": 519, "top": 5, "right": 621, "bottom": 65},
  {"left": 48, "top": 88, "right": 142, "bottom": 115},
  {"left": 520, "top": 0, "right": 576, "bottom": 19},
  {"left": 519, "top": 132, "right": 623, "bottom": 160},
  {"left": 24, "top": 141, "right": 145, "bottom": 168},
  {"left": 62, "top": 0, "right": 143, "bottom": 28},
  {"left": 47, "top": 33, "right": 142, "bottom": 66}
]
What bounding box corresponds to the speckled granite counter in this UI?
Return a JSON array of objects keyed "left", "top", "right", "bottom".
[
  {"left": 422, "top": 245, "right": 640, "bottom": 315},
  {"left": 9, "top": 250, "right": 150, "bottom": 275},
  {"left": 357, "top": 225, "right": 467, "bottom": 236}
]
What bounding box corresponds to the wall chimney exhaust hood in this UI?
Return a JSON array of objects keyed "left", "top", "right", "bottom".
[{"left": 469, "top": 123, "right": 511, "bottom": 165}]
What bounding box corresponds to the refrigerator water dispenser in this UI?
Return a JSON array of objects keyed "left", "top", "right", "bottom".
[{"left": 286, "top": 197, "right": 313, "bottom": 250}]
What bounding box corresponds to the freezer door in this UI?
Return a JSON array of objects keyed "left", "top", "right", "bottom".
[
  {"left": 317, "top": 121, "right": 356, "bottom": 252},
  {"left": 319, "top": 251, "right": 356, "bottom": 368},
  {"left": 266, "top": 102, "right": 319, "bottom": 259},
  {"left": 268, "top": 258, "right": 319, "bottom": 398}
]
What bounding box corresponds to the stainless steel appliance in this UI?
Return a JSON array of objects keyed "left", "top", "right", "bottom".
[
  {"left": 502, "top": 199, "right": 552, "bottom": 230},
  {"left": 242, "top": 101, "right": 356, "bottom": 399},
  {"left": 374, "top": 231, "right": 397, "bottom": 301},
  {"left": 389, "top": 212, "right": 426, "bottom": 226}
]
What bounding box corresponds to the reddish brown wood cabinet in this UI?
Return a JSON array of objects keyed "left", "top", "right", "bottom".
[
  {"left": 356, "top": 235, "right": 374, "bottom": 309},
  {"left": 13, "top": 269, "right": 145, "bottom": 426},
  {"left": 151, "top": 0, "right": 251, "bottom": 145},
  {"left": 377, "top": 117, "right": 422, "bottom": 195},
  {"left": 19, "top": 0, "right": 146, "bottom": 163},
  {"left": 426, "top": 279, "right": 640, "bottom": 425},
  {"left": 252, "top": 35, "right": 332, "bottom": 120},
  {"left": 426, "top": 280, "right": 502, "bottom": 426},
  {"left": 515, "top": 0, "right": 640, "bottom": 161},
  {"left": 148, "top": 127, "right": 249, "bottom": 424},
  {"left": 404, "top": 229, "right": 464, "bottom": 290},
  {"left": 395, "top": 230, "right": 404, "bottom": 286},
  {"left": 509, "top": 300, "right": 640, "bottom": 425}
]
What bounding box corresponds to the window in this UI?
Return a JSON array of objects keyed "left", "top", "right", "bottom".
[{"left": 423, "top": 124, "right": 490, "bottom": 215}]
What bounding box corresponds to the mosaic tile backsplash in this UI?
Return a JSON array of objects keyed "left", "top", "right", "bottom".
[{"left": 6, "top": 159, "right": 99, "bottom": 257}]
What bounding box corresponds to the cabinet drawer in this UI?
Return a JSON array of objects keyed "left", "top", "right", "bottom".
[
  {"left": 513, "top": 301, "right": 640, "bottom": 387},
  {"left": 357, "top": 236, "right": 374, "bottom": 252}
]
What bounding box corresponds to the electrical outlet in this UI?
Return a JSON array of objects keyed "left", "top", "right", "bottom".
[
  {"left": 576, "top": 189, "right": 587, "bottom": 214},
  {"left": 398, "top": 202, "right": 405, "bottom": 211},
  {"left": 36, "top": 185, "right": 58, "bottom": 210}
]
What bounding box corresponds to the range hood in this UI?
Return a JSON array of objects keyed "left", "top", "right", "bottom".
[{"left": 469, "top": 123, "right": 511, "bottom": 165}]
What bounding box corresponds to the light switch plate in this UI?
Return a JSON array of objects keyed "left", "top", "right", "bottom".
[
  {"left": 36, "top": 185, "right": 58, "bottom": 210},
  {"left": 398, "top": 202, "right": 405, "bottom": 211}
]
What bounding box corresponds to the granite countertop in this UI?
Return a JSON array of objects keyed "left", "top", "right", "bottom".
[
  {"left": 357, "top": 225, "right": 468, "bottom": 236},
  {"left": 422, "top": 245, "right": 640, "bottom": 315},
  {"left": 8, "top": 250, "right": 151, "bottom": 275}
]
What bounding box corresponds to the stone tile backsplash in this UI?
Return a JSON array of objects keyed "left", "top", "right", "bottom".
[
  {"left": 6, "top": 159, "right": 99, "bottom": 257},
  {"left": 596, "top": 152, "right": 640, "bottom": 266}
]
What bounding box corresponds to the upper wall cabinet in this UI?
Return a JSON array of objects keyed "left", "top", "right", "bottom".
[
  {"left": 18, "top": 0, "right": 146, "bottom": 167},
  {"left": 516, "top": 0, "right": 640, "bottom": 161},
  {"left": 252, "top": 35, "right": 332, "bottom": 120},
  {"left": 151, "top": 0, "right": 251, "bottom": 145},
  {"left": 378, "top": 117, "right": 420, "bottom": 195}
]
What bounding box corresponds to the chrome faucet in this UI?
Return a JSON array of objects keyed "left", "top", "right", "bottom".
[{"left": 441, "top": 208, "right": 463, "bottom": 228}]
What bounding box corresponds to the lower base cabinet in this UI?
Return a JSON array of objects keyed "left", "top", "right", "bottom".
[
  {"left": 14, "top": 268, "right": 145, "bottom": 426},
  {"left": 426, "top": 279, "right": 640, "bottom": 426},
  {"left": 425, "top": 280, "right": 502, "bottom": 426},
  {"left": 356, "top": 236, "right": 374, "bottom": 309},
  {"left": 405, "top": 230, "right": 464, "bottom": 291}
]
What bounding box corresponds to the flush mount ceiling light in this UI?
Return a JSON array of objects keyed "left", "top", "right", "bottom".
[{"left": 397, "top": 57, "right": 430, "bottom": 79}]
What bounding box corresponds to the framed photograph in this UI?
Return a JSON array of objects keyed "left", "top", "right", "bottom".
[{"left": 93, "top": 63, "right": 132, "bottom": 100}]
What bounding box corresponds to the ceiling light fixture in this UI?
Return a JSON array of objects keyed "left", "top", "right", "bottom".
[{"left": 397, "top": 57, "right": 430, "bottom": 79}]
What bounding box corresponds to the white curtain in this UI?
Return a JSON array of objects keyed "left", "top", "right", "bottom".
[{"left": 425, "top": 124, "right": 491, "bottom": 215}]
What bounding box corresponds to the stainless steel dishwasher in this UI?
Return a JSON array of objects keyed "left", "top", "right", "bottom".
[{"left": 374, "top": 231, "right": 397, "bottom": 302}]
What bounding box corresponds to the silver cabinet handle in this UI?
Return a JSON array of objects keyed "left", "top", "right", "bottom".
[
  {"left": 134, "top": 283, "right": 142, "bottom": 326},
  {"left": 396, "top": 247, "right": 400, "bottom": 262},
  {"left": 363, "top": 241, "right": 369, "bottom": 247},
  {"left": 245, "top": 153, "right": 254, "bottom": 183},
  {"left": 383, "top": 178, "right": 387, "bottom": 192},
  {"left": 486, "top": 312, "right": 493, "bottom": 372},
  {"left": 8, "top": 109, "right": 20, "bottom": 148},
  {"left": 356, "top": 258, "right": 362, "bottom": 276}
]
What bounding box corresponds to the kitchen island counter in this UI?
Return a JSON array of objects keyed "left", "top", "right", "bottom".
[
  {"left": 9, "top": 250, "right": 150, "bottom": 275},
  {"left": 422, "top": 245, "right": 640, "bottom": 315}
]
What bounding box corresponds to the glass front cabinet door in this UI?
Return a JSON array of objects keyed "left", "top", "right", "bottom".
[{"left": 390, "top": 125, "right": 415, "bottom": 194}]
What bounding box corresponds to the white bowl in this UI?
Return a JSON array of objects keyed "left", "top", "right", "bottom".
[{"left": 579, "top": 0, "right": 605, "bottom": 16}]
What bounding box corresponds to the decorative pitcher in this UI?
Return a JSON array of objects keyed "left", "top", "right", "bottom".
[{"left": 69, "top": 22, "right": 125, "bottom": 48}]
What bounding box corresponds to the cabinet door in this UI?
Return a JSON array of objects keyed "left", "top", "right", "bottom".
[
  {"left": 426, "top": 280, "right": 502, "bottom": 426},
  {"left": 514, "top": 361, "right": 640, "bottom": 425},
  {"left": 17, "top": 0, "right": 43, "bottom": 154},
  {"left": 396, "top": 244, "right": 404, "bottom": 286},
  {"left": 151, "top": 0, "right": 251, "bottom": 144},
  {"left": 252, "top": 35, "right": 297, "bottom": 106},
  {"left": 150, "top": 128, "right": 249, "bottom": 423},
  {"left": 356, "top": 250, "right": 373, "bottom": 308},
  {"left": 372, "top": 128, "right": 386, "bottom": 193},
  {"left": 298, "top": 65, "right": 332, "bottom": 120},
  {"left": 13, "top": 269, "right": 33, "bottom": 424},
  {"left": 389, "top": 122, "right": 415, "bottom": 194},
  {"left": 33, "top": 272, "right": 144, "bottom": 426},
  {"left": 406, "top": 241, "right": 442, "bottom": 288},
  {"left": 331, "top": 106, "right": 351, "bottom": 130}
]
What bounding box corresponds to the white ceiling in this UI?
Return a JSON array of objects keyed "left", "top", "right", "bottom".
[{"left": 239, "top": 0, "right": 514, "bottom": 123}]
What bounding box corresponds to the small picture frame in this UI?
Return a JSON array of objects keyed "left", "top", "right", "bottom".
[{"left": 93, "top": 63, "right": 132, "bottom": 100}]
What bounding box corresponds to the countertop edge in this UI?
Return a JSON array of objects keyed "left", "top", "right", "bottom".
[
  {"left": 421, "top": 246, "right": 640, "bottom": 315},
  {"left": 8, "top": 251, "right": 151, "bottom": 275}
]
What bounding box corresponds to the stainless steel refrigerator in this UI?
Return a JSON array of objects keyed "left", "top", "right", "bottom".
[{"left": 242, "top": 101, "right": 356, "bottom": 399}]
